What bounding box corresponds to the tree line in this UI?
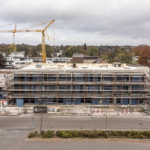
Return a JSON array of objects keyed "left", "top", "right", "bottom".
[
  {"left": 3, "top": 43, "right": 53, "bottom": 57},
  {"left": 0, "top": 43, "right": 150, "bottom": 67}
]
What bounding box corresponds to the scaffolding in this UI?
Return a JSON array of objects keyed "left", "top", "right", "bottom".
[{"left": 4, "top": 63, "right": 150, "bottom": 106}]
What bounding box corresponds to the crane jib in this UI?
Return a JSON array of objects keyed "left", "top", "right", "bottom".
[{"left": 35, "top": 30, "right": 41, "bottom": 32}]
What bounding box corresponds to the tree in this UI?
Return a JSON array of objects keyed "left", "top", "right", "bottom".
[
  {"left": 29, "top": 48, "right": 39, "bottom": 57},
  {"left": 89, "top": 47, "right": 98, "bottom": 56},
  {"left": 16, "top": 44, "right": 30, "bottom": 57},
  {"left": 0, "top": 52, "right": 6, "bottom": 68},
  {"left": 138, "top": 46, "right": 150, "bottom": 66},
  {"left": 84, "top": 43, "right": 86, "bottom": 50},
  {"left": 37, "top": 44, "right": 42, "bottom": 53},
  {"left": 3, "top": 46, "right": 10, "bottom": 56},
  {"left": 100, "top": 54, "right": 108, "bottom": 60},
  {"left": 9, "top": 43, "right": 16, "bottom": 53},
  {"left": 64, "top": 46, "right": 84, "bottom": 57},
  {"left": 37, "top": 44, "right": 53, "bottom": 57},
  {"left": 131, "top": 45, "right": 146, "bottom": 56},
  {"left": 116, "top": 49, "right": 132, "bottom": 64},
  {"left": 65, "top": 46, "right": 74, "bottom": 57},
  {"left": 46, "top": 45, "right": 53, "bottom": 57},
  {"left": 24, "top": 45, "right": 30, "bottom": 57},
  {"left": 4, "top": 43, "right": 16, "bottom": 56}
]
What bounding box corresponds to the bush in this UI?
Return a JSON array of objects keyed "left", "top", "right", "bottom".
[
  {"left": 42, "top": 133, "right": 48, "bottom": 138},
  {"left": 47, "top": 130, "right": 54, "bottom": 135},
  {"left": 28, "top": 132, "right": 34, "bottom": 138},
  {"left": 117, "top": 131, "right": 125, "bottom": 136},
  {"left": 134, "top": 135, "right": 138, "bottom": 139},
  {"left": 111, "top": 131, "right": 117, "bottom": 136},
  {"left": 41, "top": 131, "right": 45, "bottom": 135},
  {"left": 62, "top": 133, "right": 69, "bottom": 138},
  {"left": 73, "top": 131, "right": 80, "bottom": 137},
  {"left": 127, "top": 134, "right": 131, "bottom": 138},
  {"left": 104, "top": 133, "right": 109, "bottom": 138},
  {"left": 142, "top": 131, "right": 150, "bottom": 137},
  {"left": 139, "top": 135, "right": 144, "bottom": 139},
  {"left": 28, "top": 130, "right": 150, "bottom": 139},
  {"left": 56, "top": 131, "right": 63, "bottom": 137}
]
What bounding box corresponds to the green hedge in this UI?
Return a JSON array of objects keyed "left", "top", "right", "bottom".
[
  {"left": 28, "top": 130, "right": 150, "bottom": 139},
  {"left": 28, "top": 130, "right": 54, "bottom": 138},
  {"left": 56, "top": 130, "right": 150, "bottom": 139}
]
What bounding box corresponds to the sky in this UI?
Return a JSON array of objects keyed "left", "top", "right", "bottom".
[{"left": 0, "top": 0, "right": 150, "bottom": 46}]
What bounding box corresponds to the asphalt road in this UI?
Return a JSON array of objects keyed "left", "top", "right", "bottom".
[
  {"left": 1, "top": 116, "right": 150, "bottom": 150},
  {"left": 0, "top": 139, "right": 150, "bottom": 150},
  {"left": 0, "top": 116, "right": 150, "bottom": 131}
]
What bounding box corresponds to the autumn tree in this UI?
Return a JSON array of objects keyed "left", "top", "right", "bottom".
[
  {"left": 9, "top": 43, "right": 16, "bottom": 53},
  {"left": 138, "top": 46, "right": 150, "bottom": 66},
  {"left": 131, "top": 45, "right": 146, "bottom": 56}
]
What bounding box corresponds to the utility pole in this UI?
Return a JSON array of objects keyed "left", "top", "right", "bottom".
[
  {"left": 91, "top": 116, "right": 94, "bottom": 133},
  {"left": 31, "top": 116, "right": 34, "bottom": 135},
  {"left": 105, "top": 108, "right": 107, "bottom": 131},
  {"left": 40, "top": 110, "right": 43, "bottom": 134}
]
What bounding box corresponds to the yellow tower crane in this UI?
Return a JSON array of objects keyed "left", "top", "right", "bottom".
[{"left": 0, "top": 20, "right": 55, "bottom": 63}]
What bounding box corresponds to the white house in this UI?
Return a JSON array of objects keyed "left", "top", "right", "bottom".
[
  {"left": 46, "top": 57, "right": 72, "bottom": 63},
  {"left": 5, "top": 57, "right": 33, "bottom": 68}
]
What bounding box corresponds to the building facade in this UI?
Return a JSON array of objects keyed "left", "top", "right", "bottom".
[{"left": 5, "top": 63, "right": 149, "bottom": 106}]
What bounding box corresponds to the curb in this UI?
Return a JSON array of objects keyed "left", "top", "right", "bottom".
[{"left": 26, "top": 138, "right": 150, "bottom": 143}]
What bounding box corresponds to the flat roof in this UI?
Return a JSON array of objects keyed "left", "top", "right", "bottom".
[{"left": 12, "top": 63, "right": 148, "bottom": 75}]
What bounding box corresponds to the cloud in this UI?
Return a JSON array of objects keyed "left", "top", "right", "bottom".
[
  {"left": 0, "top": 0, "right": 150, "bottom": 45},
  {"left": 60, "top": 37, "right": 67, "bottom": 40}
]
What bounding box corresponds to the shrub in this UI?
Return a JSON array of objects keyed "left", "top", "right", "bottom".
[
  {"left": 142, "top": 131, "right": 150, "bottom": 137},
  {"left": 42, "top": 133, "right": 48, "bottom": 138},
  {"left": 47, "top": 130, "right": 54, "bottom": 136},
  {"left": 28, "top": 130, "right": 150, "bottom": 139},
  {"left": 41, "top": 131, "right": 45, "bottom": 135},
  {"left": 134, "top": 135, "right": 138, "bottom": 139},
  {"left": 111, "top": 131, "right": 117, "bottom": 136},
  {"left": 56, "top": 131, "right": 63, "bottom": 137},
  {"left": 127, "top": 134, "right": 131, "bottom": 138},
  {"left": 139, "top": 135, "right": 144, "bottom": 139},
  {"left": 62, "top": 133, "right": 69, "bottom": 138},
  {"left": 73, "top": 131, "right": 80, "bottom": 137},
  {"left": 117, "top": 131, "right": 125, "bottom": 136},
  {"left": 28, "top": 132, "right": 34, "bottom": 138},
  {"left": 97, "top": 131, "right": 103, "bottom": 136},
  {"left": 104, "top": 133, "right": 109, "bottom": 138}
]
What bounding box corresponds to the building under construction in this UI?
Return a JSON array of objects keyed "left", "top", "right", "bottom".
[{"left": 5, "top": 63, "right": 150, "bottom": 106}]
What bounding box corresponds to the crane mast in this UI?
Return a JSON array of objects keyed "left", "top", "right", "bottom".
[
  {"left": 0, "top": 20, "right": 55, "bottom": 63},
  {"left": 42, "top": 31, "right": 46, "bottom": 63}
]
